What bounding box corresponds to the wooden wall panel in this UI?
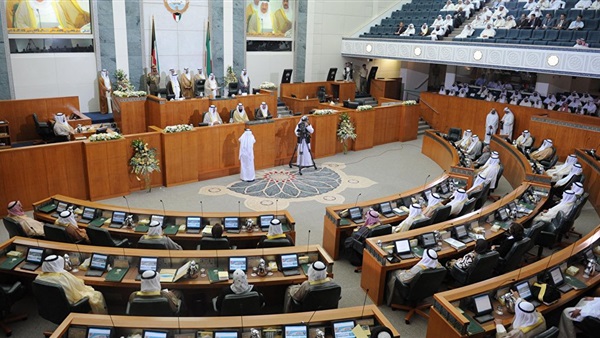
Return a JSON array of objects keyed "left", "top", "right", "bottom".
[
  {"left": 211, "top": 94, "right": 277, "bottom": 123},
  {"left": 84, "top": 139, "right": 130, "bottom": 201},
  {"left": 576, "top": 149, "right": 600, "bottom": 215},
  {"left": 249, "top": 122, "right": 276, "bottom": 170},
  {"left": 370, "top": 78, "right": 402, "bottom": 100},
  {"left": 124, "top": 132, "right": 164, "bottom": 192},
  {"left": 373, "top": 105, "right": 400, "bottom": 145},
  {"left": 398, "top": 105, "right": 420, "bottom": 142},
  {"left": 196, "top": 126, "right": 223, "bottom": 180},
  {"left": 528, "top": 118, "right": 600, "bottom": 159},
  {"left": 218, "top": 124, "right": 243, "bottom": 170},
  {"left": 273, "top": 117, "right": 298, "bottom": 165},
  {"left": 113, "top": 98, "right": 147, "bottom": 135},
  {"left": 310, "top": 114, "right": 338, "bottom": 158},
  {"left": 348, "top": 110, "right": 374, "bottom": 151},
  {"left": 161, "top": 129, "right": 200, "bottom": 186}
]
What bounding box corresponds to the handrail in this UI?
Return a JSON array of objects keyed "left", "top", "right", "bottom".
[
  {"left": 419, "top": 97, "right": 441, "bottom": 115},
  {"left": 415, "top": 76, "right": 429, "bottom": 90}
]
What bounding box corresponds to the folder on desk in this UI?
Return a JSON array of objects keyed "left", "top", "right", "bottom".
[
  {"left": 564, "top": 275, "right": 587, "bottom": 290},
  {"left": 159, "top": 261, "right": 191, "bottom": 283},
  {"left": 339, "top": 218, "right": 352, "bottom": 226},
  {"left": 461, "top": 312, "right": 485, "bottom": 335},
  {"left": 412, "top": 246, "right": 424, "bottom": 258},
  {"left": 0, "top": 257, "right": 25, "bottom": 270},
  {"left": 38, "top": 203, "right": 57, "bottom": 213},
  {"left": 301, "top": 263, "right": 310, "bottom": 275},
  {"left": 105, "top": 267, "right": 129, "bottom": 282},
  {"left": 202, "top": 225, "right": 213, "bottom": 235},
  {"left": 89, "top": 217, "right": 108, "bottom": 227},
  {"left": 207, "top": 269, "right": 229, "bottom": 283},
  {"left": 163, "top": 224, "right": 179, "bottom": 235},
  {"left": 134, "top": 224, "right": 149, "bottom": 233}
]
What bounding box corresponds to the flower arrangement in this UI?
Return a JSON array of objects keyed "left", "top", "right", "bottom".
[
  {"left": 337, "top": 112, "right": 356, "bottom": 154},
  {"left": 357, "top": 105, "right": 373, "bottom": 111},
  {"left": 129, "top": 139, "right": 160, "bottom": 192},
  {"left": 312, "top": 109, "right": 336, "bottom": 115},
  {"left": 113, "top": 69, "right": 147, "bottom": 98},
  {"left": 259, "top": 82, "right": 276, "bottom": 90},
  {"left": 399, "top": 100, "right": 418, "bottom": 106},
  {"left": 224, "top": 66, "right": 237, "bottom": 87},
  {"left": 164, "top": 124, "right": 194, "bottom": 133},
  {"left": 89, "top": 132, "right": 123, "bottom": 142}
]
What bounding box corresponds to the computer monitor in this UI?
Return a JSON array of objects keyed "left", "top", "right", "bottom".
[
  {"left": 514, "top": 280, "right": 533, "bottom": 301},
  {"left": 454, "top": 225, "right": 468, "bottom": 239},
  {"left": 420, "top": 232, "right": 437, "bottom": 248},
  {"left": 348, "top": 207, "right": 362, "bottom": 221},
  {"left": 142, "top": 330, "right": 168, "bottom": 338},
  {"left": 86, "top": 326, "right": 113, "bottom": 338},
  {"left": 82, "top": 207, "right": 96, "bottom": 220},
  {"left": 139, "top": 257, "right": 158, "bottom": 274},
  {"left": 379, "top": 202, "right": 393, "bottom": 214},
  {"left": 472, "top": 293, "right": 493, "bottom": 316},
  {"left": 111, "top": 211, "right": 126, "bottom": 225},
  {"left": 56, "top": 202, "right": 68, "bottom": 213},
  {"left": 150, "top": 215, "right": 164, "bottom": 227},
  {"left": 283, "top": 325, "right": 308, "bottom": 338},
  {"left": 186, "top": 217, "right": 202, "bottom": 231},
  {"left": 548, "top": 266, "right": 565, "bottom": 286},
  {"left": 394, "top": 239, "right": 411, "bottom": 255},
  {"left": 26, "top": 247, "right": 44, "bottom": 264},
  {"left": 259, "top": 214, "right": 275, "bottom": 230},
  {"left": 280, "top": 253, "right": 299, "bottom": 270},
  {"left": 223, "top": 217, "right": 240, "bottom": 231},
  {"left": 332, "top": 320, "right": 356, "bottom": 338},
  {"left": 89, "top": 253, "right": 108, "bottom": 271},
  {"left": 229, "top": 257, "right": 247, "bottom": 272},
  {"left": 326, "top": 68, "right": 338, "bottom": 81},
  {"left": 214, "top": 331, "right": 239, "bottom": 338},
  {"left": 281, "top": 69, "right": 293, "bottom": 84},
  {"left": 497, "top": 208, "right": 510, "bottom": 221}
]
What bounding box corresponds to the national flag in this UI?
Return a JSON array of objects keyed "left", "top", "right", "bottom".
[
  {"left": 151, "top": 16, "right": 159, "bottom": 72},
  {"left": 205, "top": 21, "right": 212, "bottom": 75}
]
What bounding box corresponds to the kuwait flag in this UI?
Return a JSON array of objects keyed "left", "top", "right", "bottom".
[
  {"left": 205, "top": 21, "right": 212, "bottom": 75},
  {"left": 151, "top": 16, "right": 159, "bottom": 72}
]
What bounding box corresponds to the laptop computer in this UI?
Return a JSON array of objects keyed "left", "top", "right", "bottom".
[
  {"left": 280, "top": 253, "right": 301, "bottom": 276},
  {"left": 379, "top": 202, "right": 395, "bottom": 218},
  {"left": 21, "top": 247, "right": 44, "bottom": 271},
  {"left": 547, "top": 266, "right": 574, "bottom": 293},
  {"left": 85, "top": 253, "right": 108, "bottom": 277},
  {"left": 159, "top": 261, "right": 191, "bottom": 283},
  {"left": 142, "top": 330, "right": 168, "bottom": 338},
  {"left": 51, "top": 201, "right": 68, "bottom": 218},
  {"left": 86, "top": 327, "right": 113, "bottom": 338},
  {"left": 186, "top": 216, "right": 202, "bottom": 234},
  {"left": 259, "top": 214, "right": 275, "bottom": 231},
  {"left": 332, "top": 320, "right": 356, "bottom": 338},
  {"left": 513, "top": 280, "right": 541, "bottom": 308},
  {"left": 214, "top": 331, "right": 239, "bottom": 338},
  {"left": 394, "top": 239, "right": 414, "bottom": 260},
  {"left": 420, "top": 232, "right": 441, "bottom": 251},
  {"left": 284, "top": 325, "right": 308, "bottom": 338},
  {"left": 224, "top": 217, "right": 240, "bottom": 234},
  {"left": 452, "top": 224, "right": 474, "bottom": 244},
  {"left": 135, "top": 257, "right": 158, "bottom": 281},
  {"left": 110, "top": 211, "right": 127, "bottom": 228},
  {"left": 228, "top": 257, "right": 247, "bottom": 278},
  {"left": 348, "top": 207, "right": 364, "bottom": 224},
  {"left": 472, "top": 293, "right": 495, "bottom": 323},
  {"left": 79, "top": 207, "right": 97, "bottom": 224},
  {"left": 150, "top": 214, "right": 164, "bottom": 227}
]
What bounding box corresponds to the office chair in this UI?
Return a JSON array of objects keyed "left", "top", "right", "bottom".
[
  {"left": 32, "top": 279, "right": 91, "bottom": 325},
  {"left": 43, "top": 223, "right": 84, "bottom": 244},
  {"left": 137, "top": 237, "right": 169, "bottom": 249},
  {"left": 450, "top": 251, "right": 500, "bottom": 286},
  {"left": 551, "top": 174, "right": 583, "bottom": 201},
  {"left": 524, "top": 221, "right": 545, "bottom": 262},
  {"left": 257, "top": 237, "right": 294, "bottom": 248},
  {"left": 368, "top": 224, "right": 392, "bottom": 237},
  {"left": 496, "top": 237, "right": 530, "bottom": 274},
  {"left": 85, "top": 226, "right": 129, "bottom": 248},
  {"left": 539, "top": 149, "right": 558, "bottom": 170},
  {"left": 0, "top": 281, "right": 27, "bottom": 336},
  {"left": 532, "top": 326, "right": 559, "bottom": 338},
  {"left": 409, "top": 217, "right": 432, "bottom": 230},
  {"left": 2, "top": 217, "right": 28, "bottom": 238},
  {"left": 197, "top": 237, "right": 230, "bottom": 250},
  {"left": 126, "top": 295, "right": 179, "bottom": 316},
  {"left": 390, "top": 267, "right": 447, "bottom": 324},
  {"left": 220, "top": 291, "right": 263, "bottom": 316},
  {"left": 228, "top": 82, "right": 238, "bottom": 96},
  {"left": 456, "top": 198, "right": 477, "bottom": 217},
  {"left": 447, "top": 128, "right": 462, "bottom": 142},
  {"left": 473, "top": 181, "right": 491, "bottom": 210},
  {"left": 33, "top": 113, "right": 55, "bottom": 142},
  {"left": 430, "top": 205, "right": 452, "bottom": 224},
  {"left": 195, "top": 79, "right": 205, "bottom": 97},
  {"left": 574, "top": 317, "right": 600, "bottom": 338},
  {"left": 536, "top": 211, "right": 567, "bottom": 258},
  {"left": 289, "top": 282, "right": 341, "bottom": 313},
  {"left": 564, "top": 193, "right": 588, "bottom": 239}
]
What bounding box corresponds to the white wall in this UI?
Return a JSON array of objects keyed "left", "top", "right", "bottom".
[
  {"left": 400, "top": 61, "right": 430, "bottom": 100},
  {"left": 247, "top": 52, "right": 294, "bottom": 90}
]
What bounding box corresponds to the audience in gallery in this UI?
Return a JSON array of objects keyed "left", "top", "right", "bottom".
[
  {"left": 129, "top": 270, "right": 183, "bottom": 313},
  {"left": 213, "top": 268, "right": 264, "bottom": 312},
  {"left": 6, "top": 200, "right": 45, "bottom": 237},
  {"left": 283, "top": 260, "right": 338, "bottom": 312},
  {"left": 385, "top": 248, "right": 443, "bottom": 305},
  {"left": 495, "top": 293, "right": 547, "bottom": 338},
  {"left": 55, "top": 210, "right": 90, "bottom": 243},
  {"left": 446, "top": 238, "right": 490, "bottom": 270},
  {"left": 492, "top": 222, "right": 525, "bottom": 260},
  {"left": 139, "top": 220, "right": 183, "bottom": 250}
]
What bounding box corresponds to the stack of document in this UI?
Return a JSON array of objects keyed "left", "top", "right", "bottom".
[{"left": 444, "top": 238, "right": 466, "bottom": 250}]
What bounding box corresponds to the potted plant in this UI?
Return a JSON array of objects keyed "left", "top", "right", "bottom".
[
  {"left": 129, "top": 139, "right": 160, "bottom": 192},
  {"left": 337, "top": 112, "right": 356, "bottom": 154}
]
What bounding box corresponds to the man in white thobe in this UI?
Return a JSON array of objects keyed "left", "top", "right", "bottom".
[
  {"left": 239, "top": 129, "right": 256, "bottom": 182},
  {"left": 484, "top": 108, "right": 500, "bottom": 144},
  {"left": 206, "top": 73, "right": 218, "bottom": 98},
  {"left": 99, "top": 69, "right": 112, "bottom": 114},
  {"left": 203, "top": 105, "right": 223, "bottom": 126},
  {"left": 558, "top": 297, "right": 600, "bottom": 338},
  {"left": 238, "top": 69, "right": 251, "bottom": 94},
  {"left": 53, "top": 112, "right": 74, "bottom": 137},
  {"left": 294, "top": 116, "right": 314, "bottom": 168},
  {"left": 533, "top": 190, "right": 577, "bottom": 223},
  {"left": 169, "top": 69, "right": 181, "bottom": 100},
  {"left": 501, "top": 107, "right": 515, "bottom": 139}
]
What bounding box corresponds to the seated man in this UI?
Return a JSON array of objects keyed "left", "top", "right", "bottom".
[
  {"left": 533, "top": 190, "right": 577, "bottom": 224},
  {"left": 495, "top": 294, "right": 546, "bottom": 338},
  {"left": 6, "top": 200, "right": 44, "bottom": 237},
  {"left": 139, "top": 220, "right": 183, "bottom": 250},
  {"left": 492, "top": 222, "right": 524, "bottom": 260},
  {"left": 55, "top": 210, "right": 89, "bottom": 243},
  {"left": 568, "top": 15, "right": 585, "bottom": 30},
  {"left": 129, "top": 270, "right": 182, "bottom": 314},
  {"left": 558, "top": 296, "right": 600, "bottom": 338},
  {"left": 230, "top": 103, "right": 249, "bottom": 123},
  {"left": 283, "top": 261, "right": 337, "bottom": 312},
  {"left": 254, "top": 102, "right": 273, "bottom": 120},
  {"left": 36, "top": 255, "right": 107, "bottom": 313},
  {"left": 477, "top": 153, "right": 501, "bottom": 190},
  {"left": 257, "top": 218, "right": 293, "bottom": 247},
  {"left": 53, "top": 113, "right": 74, "bottom": 138},
  {"left": 203, "top": 105, "right": 223, "bottom": 126},
  {"left": 393, "top": 204, "right": 424, "bottom": 233},
  {"left": 423, "top": 191, "right": 444, "bottom": 218},
  {"left": 467, "top": 173, "right": 490, "bottom": 195},
  {"left": 458, "top": 129, "right": 473, "bottom": 150},
  {"left": 385, "top": 249, "right": 443, "bottom": 305},
  {"left": 514, "top": 130, "right": 534, "bottom": 153},
  {"left": 447, "top": 188, "right": 469, "bottom": 216},
  {"left": 546, "top": 154, "right": 578, "bottom": 183},
  {"left": 214, "top": 269, "right": 264, "bottom": 312},
  {"left": 529, "top": 139, "right": 553, "bottom": 162},
  {"left": 474, "top": 145, "right": 492, "bottom": 169},
  {"left": 466, "top": 135, "right": 483, "bottom": 160}
]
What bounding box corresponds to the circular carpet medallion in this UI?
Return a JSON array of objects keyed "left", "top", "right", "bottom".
[{"left": 198, "top": 162, "right": 376, "bottom": 211}]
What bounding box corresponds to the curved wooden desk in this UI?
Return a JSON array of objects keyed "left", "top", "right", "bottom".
[
  {"left": 426, "top": 225, "right": 600, "bottom": 338},
  {"left": 32, "top": 195, "right": 295, "bottom": 249},
  {"left": 50, "top": 305, "right": 400, "bottom": 338},
  {"left": 576, "top": 148, "right": 600, "bottom": 215}
]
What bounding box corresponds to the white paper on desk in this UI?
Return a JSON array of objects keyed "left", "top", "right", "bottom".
[{"left": 352, "top": 325, "right": 368, "bottom": 338}]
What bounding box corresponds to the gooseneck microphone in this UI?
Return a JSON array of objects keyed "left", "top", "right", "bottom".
[{"left": 354, "top": 193, "right": 362, "bottom": 207}]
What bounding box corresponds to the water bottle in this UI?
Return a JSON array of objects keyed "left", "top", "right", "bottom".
[
  {"left": 377, "top": 240, "right": 382, "bottom": 247},
  {"left": 584, "top": 259, "right": 596, "bottom": 278}
]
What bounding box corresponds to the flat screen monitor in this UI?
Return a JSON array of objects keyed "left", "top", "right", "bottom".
[
  {"left": 584, "top": 248, "right": 595, "bottom": 260},
  {"left": 283, "top": 325, "right": 308, "bottom": 338},
  {"left": 223, "top": 217, "right": 240, "bottom": 230},
  {"left": 82, "top": 207, "right": 96, "bottom": 220},
  {"left": 186, "top": 217, "right": 202, "bottom": 230},
  {"left": 26, "top": 247, "right": 44, "bottom": 264},
  {"left": 332, "top": 320, "right": 356, "bottom": 338},
  {"left": 379, "top": 202, "right": 393, "bottom": 214},
  {"left": 214, "top": 332, "right": 239, "bottom": 338},
  {"left": 280, "top": 253, "right": 299, "bottom": 270},
  {"left": 421, "top": 232, "right": 436, "bottom": 248},
  {"left": 394, "top": 239, "right": 411, "bottom": 254},
  {"left": 514, "top": 281, "right": 533, "bottom": 300},
  {"left": 150, "top": 215, "right": 164, "bottom": 226},
  {"left": 229, "top": 257, "right": 247, "bottom": 272},
  {"left": 497, "top": 208, "right": 509, "bottom": 221},
  {"left": 281, "top": 69, "right": 293, "bottom": 84},
  {"left": 142, "top": 330, "right": 168, "bottom": 338},
  {"left": 348, "top": 207, "right": 362, "bottom": 220},
  {"left": 259, "top": 214, "right": 275, "bottom": 229},
  {"left": 89, "top": 253, "right": 108, "bottom": 271},
  {"left": 473, "top": 293, "right": 493, "bottom": 316},
  {"left": 139, "top": 257, "right": 158, "bottom": 274},
  {"left": 549, "top": 266, "right": 565, "bottom": 285},
  {"left": 87, "top": 326, "right": 113, "bottom": 338},
  {"left": 326, "top": 68, "right": 338, "bottom": 81},
  {"left": 111, "top": 211, "right": 126, "bottom": 224},
  {"left": 56, "top": 202, "right": 68, "bottom": 213},
  {"left": 454, "top": 225, "right": 468, "bottom": 238}
]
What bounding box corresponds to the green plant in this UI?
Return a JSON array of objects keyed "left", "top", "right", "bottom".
[
  {"left": 224, "top": 65, "right": 237, "bottom": 86},
  {"left": 129, "top": 139, "right": 160, "bottom": 191},
  {"left": 337, "top": 112, "right": 356, "bottom": 154}
]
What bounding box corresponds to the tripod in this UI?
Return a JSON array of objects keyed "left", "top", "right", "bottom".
[{"left": 289, "top": 133, "right": 317, "bottom": 175}]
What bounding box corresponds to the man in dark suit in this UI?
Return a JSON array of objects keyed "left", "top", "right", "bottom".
[
  {"left": 522, "top": 13, "right": 541, "bottom": 29},
  {"left": 539, "top": 13, "right": 556, "bottom": 29},
  {"left": 553, "top": 13, "right": 570, "bottom": 30}
]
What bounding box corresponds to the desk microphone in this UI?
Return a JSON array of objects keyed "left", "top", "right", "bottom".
[
  {"left": 160, "top": 199, "right": 166, "bottom": 217},
  {"left": 200, "top": 200, "right": 204, "bottom": 217},
  {"left": 306, "top": 229, "right": 311, "bottom": 254},
  {"left": 238, "top": 201, "right": 241, "bottom": 221},
  {"left": 360, "top": 288, "right": 370, "bottom": 319},
  {"left": 424, "top": 174, "right": 431, "bottom": 187},
  {"left": 275, "top": 199, "right": 279, "bottom": 216},
  {"left": 123, "top": 196, "right": 131, "bottom": 214},
  {"left": 354, "top": 193, "right": 362, "bottom": 207},
  {"left": 305, "top": 309, "right": 318, "bottom": 325}
]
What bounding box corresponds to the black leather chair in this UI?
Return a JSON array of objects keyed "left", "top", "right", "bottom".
[
  {"left": 540, "top": 150, "right": 558, "bottom": 170},
  {"left": 471, "top": 181, "right": 491, "bottom": 210},
  {"left": 32, "top": 279, "right": 91, "bottom": 325},
  {"left": 137, "top": 237, "right": 169, "bottom": 249},
  {"left": 450, "top": 251, "right": 500, "bottom": 286},
  {"left": 524, "top": 221, "right": 545, "bottom": 261},
  {"left": 2, "top": 217, "right": 28, "bottom": 238},
  {"left": 368, "top": 224, "right": 392, "bottom": 238},
  {"left": 496, "top": 237, "right": 530, "bottom": 274},
  {"left": 488, "top": 165, "right": 505, "bottom": 200},
  {"left": 197, "top": 237, "right": 230, "bottom": 250},
  {"left": 409, "top": 217, "right": 432, "bottom": 230},
  {"left": 565, "top": 193, "right": 589, "bottom": 239},
  {"left": 33, "top": 113, "right": 55, "bottom": 142},
  {"left": 551, "top": 174, "right": 583, "bottom": 200},
  {"left": 0, "top": 281, "right": 27, "bottom": 336},
  {"left": 430, "top": 205, "right": 452, "bottom": 224},
  {"left": 536, "top": 211, "right": 567, "bottom": 258},
  {"left": 456, "top": 198, "right": 477, "bottom": 217},
  {"left": 228, "top": 82, "right": 239, "bottom": 96},
  {"left": 43, "top": 223, "right": 83, "bottom": 243},
  {"left": 289, "top": 283, "right": 341, "bottom": 313},
  {"left": 257, "top": 237, "right": 293, "bottom": 248},
  {"left": 126, "top": 295, "right": 179, "bottom": 316},
  {"left": 532, "top": 326, "right": 559, "bottom": 338},
  {"left": 390, "top": 267, "right": 447, "bottom": 324},
  {"left": 220, "top": 291, "right": 263, "bottom": 316},
  {"left": 448, "top": 128, "right": 462, "bottom": 142},
  {"left": 85, "top": 226, "right": 129, "bottom": 247},
  {"left": 574, "top": 316, "right": 600, "bottom": 338}
]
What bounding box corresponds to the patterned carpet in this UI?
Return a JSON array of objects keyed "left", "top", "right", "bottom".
[{"left": 199, "top": 162, "right": 376, "bottom": 211}]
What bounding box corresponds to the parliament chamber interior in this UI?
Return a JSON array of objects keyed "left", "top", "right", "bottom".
[{"left": 1, "top": 1, "right": 600, "bottom": 338}]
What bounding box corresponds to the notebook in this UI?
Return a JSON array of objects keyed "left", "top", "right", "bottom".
[
  {"left": 21, "top": 247, "right": 44, "bottom": 271},
  {"left": 38, "top": 203, "right": 57, "bottom": 213},
  {"left": 150, "top": 215, "right": 164, "bottom": 227},
  {"left": 348, "top": 207, "right": 364, "bottom": 224},
  {"left": 186, "top": 216, "right": 202, "bottom": 234},
  {"left": 159, "top": 261, "right": 191, "bottom": 283},
  {"left": 87, "top": 327, "right": 113, "bottom": 338},
  {"left": 548, "top": 266, "right": 573, "bottom": 293},
  {"left": 280, "top": 253, "right": 301, "bottom": 276},
  {"left": 514, "top": 280, "right": 541, "bottom": 308},
  {"left": 224, "top": 217, "right": 240, "bottom": 234},
  {"left": 110, "top": 211, "right": 127, "bottom": 228},
  {"left": 228, "top": 257, "right": 247, "bottom": 277},
  {"left": 0, "top": 256, "right": 25, "bottom": 270},
  {"left": 379, "top": 202, "right": 394, "bottom": 218},
  {"left": 332, "top": 320, "right": 356, "bottom": 338},
  {"left": 259, "top": 214, "right": 275, "bottom": 231},
  {"left": 51, "top": 201, "right": 68, "bottom": 218},
  {"left": 394, "top": 239, "right": 414, "bottom": 260},
  {"left": 105, "top": 267, "right": 129, "bottom": 282},
  {"left": 85, "top": 253, "right": 108, "bottom": 277},
  {"left": 79, "top": 207, "right": 97, "bottom": 224},
  {"left": 453, "top": 224, "right": 474, "bottom": 244},
  {"left": 472, "top": 293, "right": 494, "bottom": 324}
]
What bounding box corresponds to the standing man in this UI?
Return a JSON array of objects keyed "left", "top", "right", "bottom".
[
  {"left": 98, "top": 69, "right": 112, "bottom": 114},
  {"left": 168, "top": 69, "right": 181, "bottom": 100},
  {"left": 501, "top": 107, "right": 515, "bottom": 140},
  {"left": 206, "top": 73, "right": 219, "bottom": 98},
  {"left": 484, "top": 108, "right": 499, "bottom": 144},
  {"left": 359, "top": 64, "right": 368, "bottom": 94},
  {"left": 293, "top": 116, "right": 316, "bottom": 173},
  {"left": 239, "top": 129, "right": 256, "bottom": 182},
  {"left": 194, "top": 68, "right": 206, "bottom": 98},
  {"left": 238, "top": 69, "right": 251, "bottom": 94},
  {"left": 343, "top": 62, "right": 353, "bottom": 81},
  {"left": 179, "top": 68, "right": 193, "bottom": 99},
  {"left": 146, "top": 66, "right": 160, "bottom": 96}
]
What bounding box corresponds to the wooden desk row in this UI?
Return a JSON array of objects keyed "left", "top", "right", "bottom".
[
  {"left": 427, "top": 225, "right": 600, "bottom": 338},
  {"left": 361, "top": 183, "right": 549, "bottom": 306},
  {"left": 50, "top": 306, "right": 400, "bottom": 338},
  {"left": 0, "top": 237, "right": 333, "bottom": 291},
  {"left": 576, "top": 149, "right": 600, "bottom": 215},
  {"left": 33, "top": 195, "right": 296, "bottom": 250}
]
